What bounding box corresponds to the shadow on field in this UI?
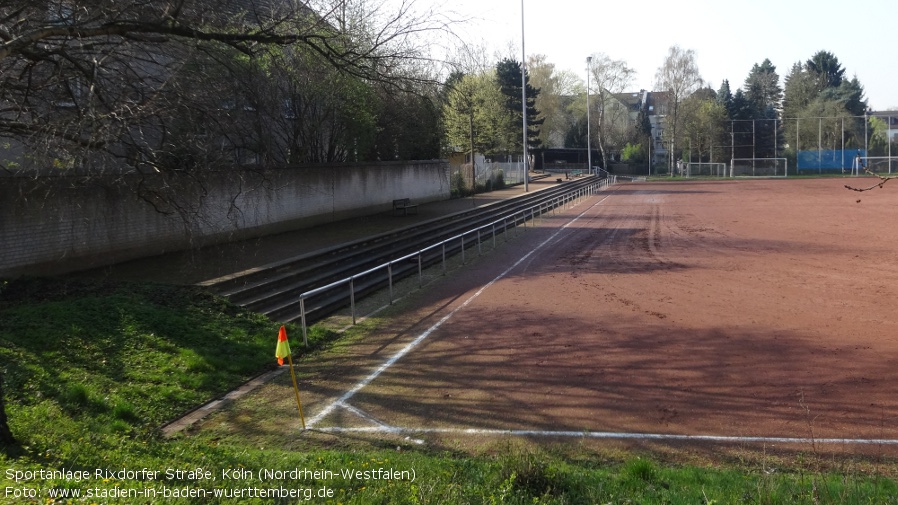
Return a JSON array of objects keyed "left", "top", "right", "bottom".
[{"left": 291, "top": 306, "right": 898, "bottom": 454}]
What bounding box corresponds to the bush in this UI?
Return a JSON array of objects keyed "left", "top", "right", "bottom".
[
  {"left": 451, "top": 170, "right": 468, "bottom": 198},
  {"left": 621, "top": 143, "right": 645, "bottom": 164},
  {"left": 494, "top": 170, "right": 506, "bottom": 189}
]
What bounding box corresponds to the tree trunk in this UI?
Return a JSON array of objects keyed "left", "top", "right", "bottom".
[{"left": 0, "top": 372, "right": 15, "bottom": 446}]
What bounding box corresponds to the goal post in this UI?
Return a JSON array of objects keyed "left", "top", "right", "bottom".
[
  {"left": 685, "top": 162, "right": 728, "bottom": 177},
  {"left": 730, "top": 158, "right": 788, "bottom": 177}
]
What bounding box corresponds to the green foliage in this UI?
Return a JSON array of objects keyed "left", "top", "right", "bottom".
[
  {"left": 622, "top": 457, "right": 657, "bottom": 483},
  {"left": 451, "top": 170, "right": 468, "bottom": 198},
  {"left": 496, "top": 58, "right": 544, "bottom": 150},
  {"left": 869, "top": 116, "right": 892, "bottom": 156},
  {"left": 681, "top": 94, "right": 731, "bottom": 161},
  {"left": 621, "top": 142, "right": 645, "bottom": 163},
  {"left": 244, "top": 44, "right": 382, "bottom": 164},
  {"left": 370, "top": 91, "right": 442, "bottom": 161},
  {"left": 494, "top": 170, "right": 506, "bottom": 190},
  {"left": 782, "top": 50, "right": 868, "bottom": 151},
  {"left": 443, "top": 71, "right": 514, "bottom": 157},
  {"left": 743, "top": 59, "right": 783, "bottom": 117}
]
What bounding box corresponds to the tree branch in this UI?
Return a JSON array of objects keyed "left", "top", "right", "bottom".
[{"left": 844, "top": 168, "right": 896, "bottom": 192}]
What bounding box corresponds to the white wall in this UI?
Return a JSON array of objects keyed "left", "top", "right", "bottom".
[{"left": 0, "top": 161, "right": 450, "bottom": 276}]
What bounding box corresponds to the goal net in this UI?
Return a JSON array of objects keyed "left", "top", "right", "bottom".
[
  {"left": 859, "top": 156, "right": 898, "bottom": 176},
  {"left": 730, "top": 158, "right": 788, "bottom": 177},
  {"left": 685, "top": 162, "right": 728, "bottom": 177}
]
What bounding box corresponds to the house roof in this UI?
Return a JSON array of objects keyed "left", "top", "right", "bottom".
[
  {"left": 610, "top": 90, "right": 670, "bottom": 115},
  {"left": 870, "top": 110, "right": 898, "bottom": 127}
]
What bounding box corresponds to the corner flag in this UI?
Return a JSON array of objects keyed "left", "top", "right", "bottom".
[
  {"left": 275, "top": 325, "right": 306, "bottom": 428},
  {"left": 276, "top": 325, "right": 291, "bottom": 366}
]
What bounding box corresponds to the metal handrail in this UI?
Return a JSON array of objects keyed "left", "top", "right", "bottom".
[{"left": 297, "top": 176, "right": 618, "bottom": 344}]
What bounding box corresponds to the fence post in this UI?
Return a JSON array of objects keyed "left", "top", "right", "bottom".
[
  {"left": 300, "top": 297, "right": 308, "bottom": 347},
  {"left": 388, "top": 262, "right": 394, "bottom": 304},
  {"left": 350, "top": 277, "right": 356, "bottom": 325}
]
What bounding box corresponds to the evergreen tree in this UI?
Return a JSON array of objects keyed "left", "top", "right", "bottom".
[
  {"left": 634, "top": 103, "right": 653, "bottom": 143},
  {"left": 806, "top": 50, "right": 846, "bottom": 90},
  {"left": 740, "top": 60, "right": 783, "bottom": 159},
  {"left": 495, "top": 58, "right": 544, "bottom": 151},
  {"left": 743, "top": 59, "right": 782, "bottom": 117},
  {"left": 783, "top": 62, "right": 817, "bottom": 120},
  {"left": 730, "top": 89, "right": 753, "bottom": 121},
  {"left": 780, "top": 50, "right": 869, "bottom": 167},
  {"left": 717, "top": 79, "right": 734, "bottom": 117}
]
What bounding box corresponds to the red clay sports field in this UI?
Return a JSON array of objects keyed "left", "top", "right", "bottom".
[{"left": 265, "top": 178, "right": 898, "bottom": 452}]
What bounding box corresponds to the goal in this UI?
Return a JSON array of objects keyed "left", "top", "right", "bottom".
[
  {"left": 730, "top": 158, "right": 788, "bottom": 177},
  {"left": 858, "top": 156, "right": 898, "bottom": 176},
  {"left": 685, "top": 162, "right": 728, "bottom": 177}
]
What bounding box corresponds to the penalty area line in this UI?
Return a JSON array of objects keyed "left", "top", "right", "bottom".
[
  {"left": 305, "top": 191, "right": 616, "bottom": 429},
  {"left": 315, "top": 426, "right": 898, "bottom": 446}
]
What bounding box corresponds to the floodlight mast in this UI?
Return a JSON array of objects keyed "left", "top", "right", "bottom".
[
  {"left": 521, "top": 0, "right": 528, "bottom": 192},
  {"left": 586, "top": 56, "right": 592, "bottom": 175}
]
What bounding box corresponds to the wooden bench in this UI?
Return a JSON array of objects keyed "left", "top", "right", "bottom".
[{"left": 392, "top": 198, "right": 419, "bottom": 215}]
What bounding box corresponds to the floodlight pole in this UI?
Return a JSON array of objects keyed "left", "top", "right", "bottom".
[
  {"left": 865, "top": 110, "right": 869, "bottom": 171},
  {"left": 586, "top": 56, "right": 592, "bottom": 176},
  {"left": 521, "top": 0, "right": 528, "bottom": 192}
]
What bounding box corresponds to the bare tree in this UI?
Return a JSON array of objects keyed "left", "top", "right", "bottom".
[
  {"left": 528, "top": 54, "right": 579, "bottom": 149},
  {"left": 654, "top": 45, "right": 703, "bottom": 173},
  {"left": 1, "top": 0, "right": 446, "bottom": 166},
  {"left": 0, "top": 0, "right": 448, "bottom": 225},
  {"left": 588, "top": 53, "right": 636, "bottom": 170}
]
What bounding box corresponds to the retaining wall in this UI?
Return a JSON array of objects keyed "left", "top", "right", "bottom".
[{"left": 0, "top": 161, "right": 450, "bottom": 276}]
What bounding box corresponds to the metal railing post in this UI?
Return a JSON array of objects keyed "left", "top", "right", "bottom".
[
  {"left": 300, "top": 297, "right": 308, "bottom": 346},
  {"left": 418, "top": 254, "right": 423, "bottom": 286},
  {"left": 388, "top": 262, "right": 394, "bottom": 304},
  {"left": 350, "top": 277, "right": 356, "bottom": 325}
]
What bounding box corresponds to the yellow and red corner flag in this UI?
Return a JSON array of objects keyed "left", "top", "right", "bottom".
[
  {"left": 275, "top": 325, "right": 306, "bottom": 429},
  {"left": 276, "top": 325, "right": 291, "bottom": 366}
]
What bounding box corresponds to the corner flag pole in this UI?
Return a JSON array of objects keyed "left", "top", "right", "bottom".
[
  {"left": 276, "top": 326, "right": 306, "bottom": 429},
  {"left": 287, "top": 353, "right": 306, "bottom": 430}
]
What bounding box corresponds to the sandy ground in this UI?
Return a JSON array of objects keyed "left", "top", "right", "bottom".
[{"left": 205, "top": 178, "right": 898, "bottom": 454}]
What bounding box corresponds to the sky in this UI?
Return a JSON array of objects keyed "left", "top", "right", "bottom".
[{"left": 426, "top": 0, "right": 898, "bottom": 111}]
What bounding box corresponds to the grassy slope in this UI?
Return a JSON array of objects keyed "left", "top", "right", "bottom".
[{"left": 1, "top": 278, "right": 897, "bottom": 504}]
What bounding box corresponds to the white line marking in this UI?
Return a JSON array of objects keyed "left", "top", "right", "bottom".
[
  {"left": 316, "top": 426, "right": 898, "bottom": 446},
  {"left": 306, "top": 192, "right": 615, "bottom": 428},
  {"left": 339, "top": 403, "right": 391, "bottom": 429}
]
